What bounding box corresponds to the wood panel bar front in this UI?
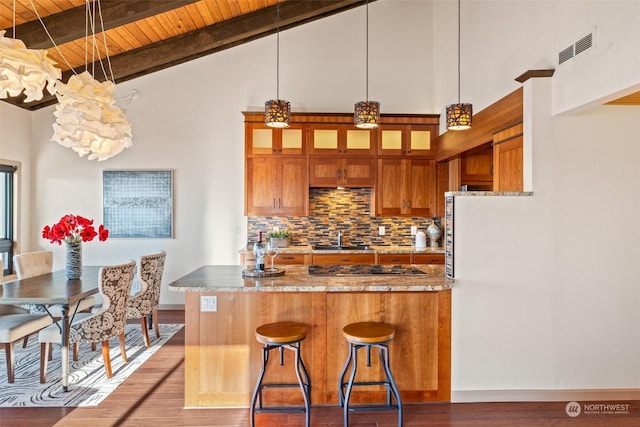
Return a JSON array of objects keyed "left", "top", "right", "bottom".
[{"left": 184, "top": 289, "right": 451, "bottom": 407}]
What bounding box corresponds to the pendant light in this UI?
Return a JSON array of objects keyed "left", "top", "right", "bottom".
[
  {"left": 50, "top": 0, "right": 132, "bottom": 161},
  {"left": 0, "top": 0, "right": 61, "bottom": 102},
  {"left": 264, "top": 4, "right": 290, "bottom": 128},
  {"left": 446, "top": 0, "right": 472, "bottom": 131},
  {"left": 354, "top": 0, "right": 379, "bottom": 129}
]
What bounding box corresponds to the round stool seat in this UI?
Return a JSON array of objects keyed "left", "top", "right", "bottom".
[
  {"left": 342, "top": 321, "right": 394, "bottom": 344},
  {"left": 255, "top": 321, "right": 308, "bottom": 345}
]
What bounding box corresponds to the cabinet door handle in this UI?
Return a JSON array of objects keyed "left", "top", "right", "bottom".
[
  {"left": 278, "top": 198, "right": 282, "bottom": 209},
  {"left": 343, "top": 169, "right": 347, "bottom": 180},
  {"left": 337, "top": 168, "right": 342, "bottom": 180},
  {"left": 273, "top": 198, "right": 276, "bottom": 210}
]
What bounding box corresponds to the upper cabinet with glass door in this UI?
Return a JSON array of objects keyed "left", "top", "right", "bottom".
[
  {"left": 308, "top": 124, "right": 375, "bottom": 156},
  {"left": 245, "top": 122, "right": 306, "bottom": 156},
  {"left": 378, "top": 124, "right": 436, "bottom": 157}
]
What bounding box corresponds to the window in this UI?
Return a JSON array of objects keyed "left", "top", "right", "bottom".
[{"left": 0, "top": 164, "right": 16, "bottom": 276}]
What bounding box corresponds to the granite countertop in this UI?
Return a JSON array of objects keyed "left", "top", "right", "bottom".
[
  {"left": 239, "top": 245, "right": 445, "bottom": 255},
  {"left": 169, "top": 265, "right": 453, "bottom": 293}
]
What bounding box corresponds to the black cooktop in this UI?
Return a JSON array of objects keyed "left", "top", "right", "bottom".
[{"left": 308, "top": 265, "right": 426, "bottom": 276}]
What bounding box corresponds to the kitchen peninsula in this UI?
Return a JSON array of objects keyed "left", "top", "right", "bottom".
[{"left": 169, "top": 264, "right": 453, "bottom": 407}]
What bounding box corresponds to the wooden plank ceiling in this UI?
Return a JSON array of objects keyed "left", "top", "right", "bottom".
[{"left": 0, "top": 0, "right": 368, "bottom": 110}]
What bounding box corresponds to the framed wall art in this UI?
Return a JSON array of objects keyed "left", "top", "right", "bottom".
[{"left": 103, "top": 170, "right": 174, "bottom": 238}]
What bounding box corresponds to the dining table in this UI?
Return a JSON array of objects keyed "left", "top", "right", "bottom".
[{"left": 0, "top": 266, "right": 101, "bottom": 391}]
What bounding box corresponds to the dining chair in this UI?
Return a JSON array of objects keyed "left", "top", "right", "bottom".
[
  {"left": 14, "top": 251, "right": 97, "bottom": 348},
  {"left": 1, "top": 312, "right": 53, "bottom": 383},
  {"left": 14, "top": 251, "right": 97, "bottom": 314},
  {"left": 127, "top": 251, "right": 166, "bottom": 347},
  {"left": 38, "top": 260, "right": 136, "bottom": 382},
  {"left": 0, "top": 260, "right": 30, "bottom": 316}
]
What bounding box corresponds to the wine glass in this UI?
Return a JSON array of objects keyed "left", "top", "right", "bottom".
[{"left": 266, "top": 241, "right": 279, "bottom": 271}]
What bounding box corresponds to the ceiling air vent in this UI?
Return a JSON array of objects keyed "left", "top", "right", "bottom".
[
  {"left": 558, "top": 28, "right": 596, "bottom": 65},
  {"left": 575, "top": 32, "right": 593, "bottom": 55},
  {"left": 558, "top": 45, "right": 574, "bottom": 65}
]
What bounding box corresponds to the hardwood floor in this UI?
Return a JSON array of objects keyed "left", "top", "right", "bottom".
[{"left": 1, "top": 310, "right": 638, "bottom": 426}]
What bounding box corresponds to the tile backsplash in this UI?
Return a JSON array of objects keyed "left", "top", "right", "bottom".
[{"left": 247, "top": 188, "right": 441, "bottom": 247}]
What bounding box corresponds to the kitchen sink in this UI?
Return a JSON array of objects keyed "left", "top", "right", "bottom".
[{"left": 312, "top": 245, "right": 371, "bottom": 251}]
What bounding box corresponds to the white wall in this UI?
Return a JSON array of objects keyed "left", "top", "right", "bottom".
[
  {"left": 432, "top": 0, "right": 640, "bottom": 132},
  {"left": 0, "top": 102, "right": 33, "bottom": 257},
  {"left": 451, "top": 78, "right": 640, "bottom": 399}
]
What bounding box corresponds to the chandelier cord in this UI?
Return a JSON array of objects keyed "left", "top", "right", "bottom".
[
  {"left": 365, "top": 0, "right": 369, "bottom": 102},
  {"left": 28, "top": 0, "right": 77, "bottom": 74},
  {"left": 97, "top": 1, "right": 117, "bottom": 85},
  {"left": 12, "top": 0, "right": 16, "bottom": 38},
  {"left": 457, "top": 0, "right": 461, "bottom": 105},
  {"left": 276, "top": 3, "right": 280, "bottom": 100}
]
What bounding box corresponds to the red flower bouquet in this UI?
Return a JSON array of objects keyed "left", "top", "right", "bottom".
[{"left": 42, "top": 214, "right": 109, "bottom": 245}]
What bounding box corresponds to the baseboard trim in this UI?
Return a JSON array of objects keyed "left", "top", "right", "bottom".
[{"left": 451, "top": 389, "right": 640, "bottom": 403}]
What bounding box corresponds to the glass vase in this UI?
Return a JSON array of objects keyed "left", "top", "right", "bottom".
[{"left": 65, "top": 242, "right": 82, "bottom": 279}]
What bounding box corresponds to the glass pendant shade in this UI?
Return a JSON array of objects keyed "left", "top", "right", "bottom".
[
  {"left": 264, "top": 99, "right": 291, "bottom": 128},
  {"left": 354, "top": 100, "right": 380, "bottom": 129},
  {"left": 446, "top": 103, "right": 472, "bottom": 130}
]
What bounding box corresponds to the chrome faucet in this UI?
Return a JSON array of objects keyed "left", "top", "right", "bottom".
[{"left": 337, "top": 231, "right": 343, "bottom": 247}]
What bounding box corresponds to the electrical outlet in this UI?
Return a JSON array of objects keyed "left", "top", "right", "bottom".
[
  {"left": 411, "top": 226, "right": 417, "bottom": 235},
  {"left": 200, "top": 295, "right": 217, "bottom": 312},
  {"left": 273, "top": 226, "right": 280, "bottom": 232},
  {"left": 378, "top": 226, "right": 385, "bottom": 236}
]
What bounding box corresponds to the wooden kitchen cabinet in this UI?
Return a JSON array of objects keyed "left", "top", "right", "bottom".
[
  {"left": 413, "top": 253, "right": 445, "bottom": 264},
  {"left": 309, "top": 157, "right": 375, "bottom": 187},
  {"left": 245, "top": 157, "right": 308, "bottom": 216},
  {"left": 461, "top": 143, "right": 493, "bottom": 190},
  {"left": 245, "top": 122, "right": 306, "bottom": 156},
  {"left": 378, "top": 253, "right": 412, "bottom": 264},
  {"left": 311, "top": 253, "right": 375, "bottom": 265},
  {"left": 241, "top": 252, "right": 308, "bottom": 268},
  {"left": 377, "top": 158, "right": 436, "bottom": 216},
  {"left": 493, "top": 132, "right": 523, "bottom": 192},
  {"left": 309, "top": 124, "right": 375, "bottom": 156},
  {"left": 378, "top": 125, "right": 436, "bottom": 157}
]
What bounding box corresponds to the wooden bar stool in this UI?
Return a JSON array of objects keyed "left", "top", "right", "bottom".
[
  {"left": 250, "top": 321, "right": 311, "bottom": 427},
  {"left": 338, "top": 321, "right": 403, "bottom": 427}
]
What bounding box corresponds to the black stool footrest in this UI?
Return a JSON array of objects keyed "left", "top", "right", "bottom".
[
  {"left": 348, "top": 404, "right": 400, "bottom": 412},
  {"left": 259, "top": 382, "right": 309, "bottom": 390},
  {"left": 341, "top": 380, "right": 390, "bottom": 388},
  {"left": 255, "top": 406, "right": 308, "bottom": 414}
]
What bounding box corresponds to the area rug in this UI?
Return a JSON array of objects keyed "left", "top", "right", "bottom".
[{"left": 0, "top": 323, "right": 183, "bottom": 407}]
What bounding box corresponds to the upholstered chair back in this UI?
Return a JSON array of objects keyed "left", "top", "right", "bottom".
[
  {"left": 69, "top": 261, "right": 136, "bottom": 344},
  {"left": 127, "top": 251, "right": 166, "bottom": 319},
  {"left": 13, "top": 251, "right": 53, "bottom": 279},
  {"left": 0, "top": 260, "right": 29, "bottom": 315}
]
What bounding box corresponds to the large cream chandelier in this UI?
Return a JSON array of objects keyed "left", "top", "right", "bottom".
[
  {"left": 48, "top": 0, "right": 133, "bottom": 161},
  {"left": 0, "top": 29, "right": 61, "bottom": 102},
  {"left": 52, "top": 71, "right": 132, "bottom": 161}
]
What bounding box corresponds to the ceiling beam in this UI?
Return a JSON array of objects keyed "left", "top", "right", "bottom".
[
  {"left": 15, "top": 0, "right": 369, "bottom": 110},
  {"left": 5, "top": 0, "right": 200, "bottom": 49}
]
